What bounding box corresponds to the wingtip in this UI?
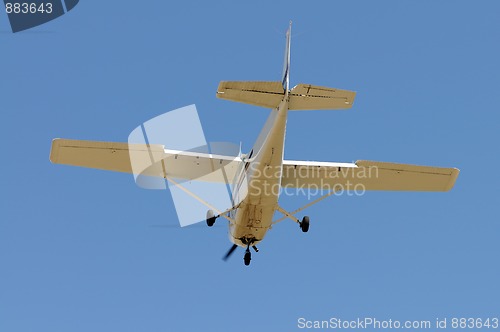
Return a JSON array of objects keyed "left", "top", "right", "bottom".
[
  {"left": 49, "top": 138, "right": 61, "bottom": 163},
  {"left": 445, "top": 167, "right": 460, "bottom": 191},
  {"left": 49, "top": 138, "right": 62, "bottom": 164}
]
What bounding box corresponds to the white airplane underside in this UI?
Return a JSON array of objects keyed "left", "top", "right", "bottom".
[{"left": 50, "top": 23, "right": 459, "bottom": 266}]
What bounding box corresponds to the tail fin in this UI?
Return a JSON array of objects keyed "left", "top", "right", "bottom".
[
  {"left": 281, "top": 21, "right": 292, "bottom": 91},
  {"left": 216, "top": 22, "right": 292, "bottom": 109},
  {"left": 216, "top": 22, "right": 356, "bottom": 110}
]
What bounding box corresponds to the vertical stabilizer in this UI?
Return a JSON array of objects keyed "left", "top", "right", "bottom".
[
  {"left": 281, "top": 21, "right": 292, "bottom": 92},
  {"left": 216, "top": 22, "right": 356, "bottom": 110}
]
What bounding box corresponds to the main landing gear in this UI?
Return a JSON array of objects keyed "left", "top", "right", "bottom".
[
  {"left": 206, "top": 210, "right": 216, "bottom": 227},
  {"left": 300, "top": 216, "right": 310, "bottom": 232},
  {"left": 275, "top": 206, "right": 310, "bottom": 233},
  {"left": 206, "top": 205, "right": 239, "bottom": 227}
]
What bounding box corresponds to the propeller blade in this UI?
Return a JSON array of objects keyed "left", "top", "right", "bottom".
[{"left": 223, "top": 244, "right": 238, "bottom": 261}]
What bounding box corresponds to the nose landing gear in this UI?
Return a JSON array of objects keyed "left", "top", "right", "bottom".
[
  {"left": 241, "top": 239, "right": 259, "bottom": 266},
  {"left": 222, "top": 238, "right": 259, "bottom": 266},
  {"left": 244, "top": 246, "right": 251, "bottom": 266},
  {"left": 243, "top": 243, "right": 259, "bottom": 266}
]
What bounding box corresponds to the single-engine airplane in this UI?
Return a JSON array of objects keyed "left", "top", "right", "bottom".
[{"left": 50, "top": 23, "right": 459, "bottom": 265}]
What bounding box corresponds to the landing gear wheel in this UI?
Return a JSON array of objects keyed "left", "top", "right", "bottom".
[
  {"left": 300, "top": 216, "right": 310, "bottom": 233},
  {"left": 244, "top": 251, "right": 251, "bottom": 266},
  {"left": 206, "top": 210, "right": 216, "bottom": 227}
]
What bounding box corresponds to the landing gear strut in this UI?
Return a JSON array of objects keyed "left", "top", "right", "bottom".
[{"left": 275, "top": 206, "right": 311, "bottom": 233}]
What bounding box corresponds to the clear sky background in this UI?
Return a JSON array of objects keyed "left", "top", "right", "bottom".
[{"left": 1, "top": 1, "right": 499, "bottom": 331}]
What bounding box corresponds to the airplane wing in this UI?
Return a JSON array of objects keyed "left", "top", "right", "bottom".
[
  {"left": 281, "top": 160, "right": 459, "bottom": 192},
  {"left": 50, "top": 139, "right": 242, "bottom": 182}
]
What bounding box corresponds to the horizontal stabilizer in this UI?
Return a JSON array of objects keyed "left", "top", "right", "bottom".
[
  {"left": 216, "top": 81, "right": 284, "bottom": 108},
  {"left": 289, "top": 84, "right": 356, "bottom": 110}
]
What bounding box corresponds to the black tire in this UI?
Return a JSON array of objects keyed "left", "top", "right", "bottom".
[
  {"left": 206, "top": 210, "right": 216, "bottom": 227},
  {"left": 244, "top": 252, "right": 251, "bottom": 266},
  {"left": 300, "top": 216, "right": 310, "bottom": 233}
]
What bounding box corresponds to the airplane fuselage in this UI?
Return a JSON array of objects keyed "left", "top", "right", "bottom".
[{"left": 229, "top": 98, "right": 289, "bottom": 248}]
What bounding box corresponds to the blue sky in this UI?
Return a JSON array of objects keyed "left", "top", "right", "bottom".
[{"left": 1, "top": 1, "right": 499, "bottom": 331}]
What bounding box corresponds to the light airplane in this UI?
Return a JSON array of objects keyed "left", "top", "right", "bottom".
[{"left": 50, "top": 23, "right": 459, "bottom": 266}]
